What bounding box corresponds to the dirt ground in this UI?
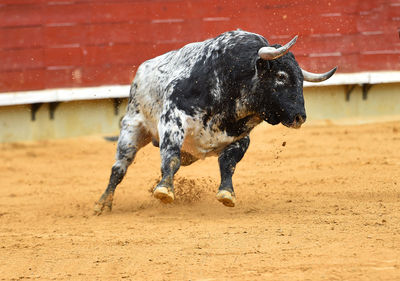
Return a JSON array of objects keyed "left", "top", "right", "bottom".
[{"left": 1, "top": 120, "right": 400, "bottom": 280}]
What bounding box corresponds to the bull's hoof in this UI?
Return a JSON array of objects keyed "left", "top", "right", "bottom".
[
  {"left": 93, "top": 193, "right": 113, "bottom": 215},
  {"left": 93, "top": 202, "right": 112, "bottom": 215},
  {"left": 153, "top": 186, "right": 175, "bottom": 204},
  {"left": 216, "top": 190, "right": 236, "bottom": 207}
]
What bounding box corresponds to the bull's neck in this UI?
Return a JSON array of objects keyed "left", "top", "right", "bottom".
[
  {"left": 216, "top": 96, "right": 262, "bottom": 138},
  {"left": 234, "top": 86, "right": 260, "bottom": 119}
]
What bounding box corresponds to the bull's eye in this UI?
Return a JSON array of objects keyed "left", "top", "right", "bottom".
[{"left": 276, "top": 71, "right": 289, "bottom": 85}]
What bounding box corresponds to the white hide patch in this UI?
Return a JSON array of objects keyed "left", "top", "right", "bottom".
[{"left": 182, "top": 117, "right": 236, "bottom": 159}]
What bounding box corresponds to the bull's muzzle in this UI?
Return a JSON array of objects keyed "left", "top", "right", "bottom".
[{"left": 290, "top": 114, "right": 306, "bottom": 129}]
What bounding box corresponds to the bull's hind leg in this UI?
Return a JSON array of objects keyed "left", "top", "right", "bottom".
[
  {"left": 216, "top": 136, "right": 250, "bottom": 207},
  {"left": 94, "top": 114, "right": 150, "bottom": 215},
  {"left": 153, "top": 110, "right": 186, "bottom": 203}
]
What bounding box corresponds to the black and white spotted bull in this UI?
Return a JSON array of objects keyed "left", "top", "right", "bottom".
[{"left": 94, "top": 30, "right": 336, "bottom": 214}]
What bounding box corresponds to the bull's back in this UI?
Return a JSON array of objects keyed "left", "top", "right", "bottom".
[{"left": 131, "top": 30, "right": 265, "bottom": 115}]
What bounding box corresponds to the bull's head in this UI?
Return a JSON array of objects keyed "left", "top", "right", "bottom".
[{"left": 254, "top": 36, "right": 336, "bottom": 128}]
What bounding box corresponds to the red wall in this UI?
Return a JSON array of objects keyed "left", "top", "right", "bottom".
[{"left": 0, "top": 0, "right": 399, "bottom": 92}]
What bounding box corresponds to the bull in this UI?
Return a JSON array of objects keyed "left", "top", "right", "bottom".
[{"left": 94, "top": 30, "right": 336, "bottom": 214}]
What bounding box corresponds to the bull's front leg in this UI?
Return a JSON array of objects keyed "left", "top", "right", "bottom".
[
  {"left": 153, "top": 110, "right": 185, "bottom": 203},
  {"left": 216, "top": 136, "right": 250, "bottom": 207}
]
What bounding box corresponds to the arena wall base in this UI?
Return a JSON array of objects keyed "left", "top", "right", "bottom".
[
  {"left": 0, "top": 99, "right": 128, "bottom": 142},
  {"left": 0, "top": 83, "right": 400, "bottom": 143},
  {"left": 304, "top": 83, "right": 400, "bottom": 122}
]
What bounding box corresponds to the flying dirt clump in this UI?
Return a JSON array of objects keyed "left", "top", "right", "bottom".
[{"left": 148, "top": 176, "right": 216, "bottom": 204}]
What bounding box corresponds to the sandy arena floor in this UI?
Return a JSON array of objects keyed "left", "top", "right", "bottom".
[{"left": 1, "top": 121, "right": 400, "bottom": 280}]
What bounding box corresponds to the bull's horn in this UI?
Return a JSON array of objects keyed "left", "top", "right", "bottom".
[
  {"left": 258, "top": 35, "right": 298, "bottom": 60},
  {"left": 301, "top": 67, "right": 337, "bottom": 82}
]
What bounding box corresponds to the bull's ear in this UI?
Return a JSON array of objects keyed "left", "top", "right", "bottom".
[{"left": 256, "top": 58, "right": 270, "bottom": 75}]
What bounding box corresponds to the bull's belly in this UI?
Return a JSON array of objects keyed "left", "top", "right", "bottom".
[
  {"left": 139, "top": 110, "right": 238, "bottom": 159},
  {"left": 146, "top": 122, "right": 236, "bottom": 159},
  {"left": 181, "top": 127, "right": 236, "bottom": 159}
]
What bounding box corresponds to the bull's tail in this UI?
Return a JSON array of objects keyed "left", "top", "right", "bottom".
[{"left": 103, "top": 136, "right": 119, "bottom": 142}]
